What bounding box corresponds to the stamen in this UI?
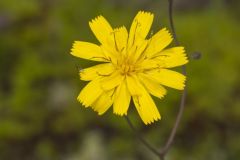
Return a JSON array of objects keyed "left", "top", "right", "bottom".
[
  {"left": 111, "top": 31, "right": 119, "bottom": 51},
  {"left": 96, "top": 72, "right": 112, "bottom": 77},
  {"left": 120, "top": 47, "right": 125, "bottom": 52},
  {"left": 137, "top": 41, "right": 150, "bottom": 61},
  {"left": 110, "top": 87, "right": 117, "bottom": 99},
  {"left": 91, "top": 56, "right": 111, "bottom": 61},
  {"left": 132, "top": 20, "right": 141, "bottom": 46},
  {"left": 135, "top": 96, "right": 141, "bottom": 107},
  {"left": 135, "top": 36, "right": 154, "bottom": 63},
  {"left": 151, "top": 54, "right": 170, "bottom": 59}
]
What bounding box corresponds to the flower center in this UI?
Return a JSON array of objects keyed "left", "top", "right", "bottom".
[{"left": 119, "top": 63, "right": 135, "bottom": 75}]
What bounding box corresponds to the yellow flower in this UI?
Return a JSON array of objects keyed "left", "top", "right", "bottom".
[{"left": 71, "top": 11, "right": 188, "bottom": 124}]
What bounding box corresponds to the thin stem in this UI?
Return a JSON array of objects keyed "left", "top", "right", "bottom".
[
  {"left": 125, "top": 116, "right": 162, "bottom": 159},
  {"left": 159, "top": 74, "right": 187, "bottom": 155},
  {"left": 159, "top": 0, "right": 187, "bottom": 156},
  {"left": 168, "top": 0, "right": 179, "bottom": 45},
  {"left": 125, "top": 0, "right": 188, "bottom": 159}
]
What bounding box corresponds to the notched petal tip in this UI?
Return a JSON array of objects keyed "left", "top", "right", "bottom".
[
  {"left": 158, "top": 91, "right": 167, "bottom": 99},
  {"left": 114, "top": 25, "right": 126, "bottom": 32},
  {"left": 70, "top": 41, "right": 78, "bottom": 54},
  {"left": 97, "top": 111, "right": 105, "bottom": 116},
  {"left": 138, "top": 10, "right": 154, "bottom": 16},
  {"left": 178, "top": 76, "right": 187, "bottom": 90},
  {"left": 91, "top": 107, "right": 105, "bottom": 116},
  {"left": 113, "top": 111, "right": 127, "bottom": 117},
  {"left": 157, "top": 27, "right": 173, "bottom": 40},
  {"left": 77, "top": 97, "right": 89, "bottom": 108},
  {"left": 135, "top": 11, "right": 154, "bottom": 23},
  {"left": 164, "top": 28, "right": 173, "bottom": 39},
  {"left": 70, "top": 41, "right": 83, "bottom": 55},
  {"left": 89, "top": 15, "right": 106, "bottom": 26},
  {"left": 184, "top": 58, "right": 189, "bottom": 64},
  {"left": 144, "top": 115, "right": 161, "bottom": 125},
  {"left": 89, "top": 15, "right": 100, "bottom": 23}
]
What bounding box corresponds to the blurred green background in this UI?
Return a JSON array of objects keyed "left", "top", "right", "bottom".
[{"left": 0, "top": 0, "right": 240, "bottom": 159}]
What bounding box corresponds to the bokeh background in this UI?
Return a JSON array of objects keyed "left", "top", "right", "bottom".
[{"left": 0, "top": 0, "right": 240, "bottom": 159}]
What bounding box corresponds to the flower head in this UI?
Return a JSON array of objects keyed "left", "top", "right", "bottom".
[{"left": 71, "top": 11, "right": 188, "bottom": 124}]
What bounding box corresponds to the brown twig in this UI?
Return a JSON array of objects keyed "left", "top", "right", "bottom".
[{"left": 125, "top": 0, "right": 188, "bottom": 160}]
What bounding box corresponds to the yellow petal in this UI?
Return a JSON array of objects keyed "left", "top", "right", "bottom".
[
  {"left": 127, "top": 40, "right": 149, "bottom": 63},
  {"left": 71, "top": 41, "right": 109, "bottom": 62},
  {"left": 101, "top": 71, "right": 123, "bottom": 91},
  {"left": 100, "top": 45, "right": 118, "bottom": 65},
  {"left": 113, "top": 81, "right": 131, "bottom": 116},
  {"left": 91, "top": 89, "right": 114, "bottom": 115},
  {"left": 113, "top": 26, "right": 128, "bottom": 53},
  {"left": 126, "top": 74, "right": 143, "bottom": 96},
  {"left": 135, "top": 59, "right": 158, "bottom": 71},
  {"left": 132, "top": 81, "right": 161, "bottom": 125},
  {"left": 80, "top": 63, "right": 114, "bottom": 81},
  {"left": 147, "top": 69, "right": 186, "bottom": 90},
  {"left": 138, "top": 73, "right": 167, "bottom": 99},
  {"left": 153, "top": 47, "right": 188, "bottom": 68},
  {"left": 89, "top": 15, "right": 114, "bottom": 46},
  {"left": 128, "top": 11, "right": 154, "bottom": 48},
  {"left": 78, "top": 79, "right": 103, "bottom": 107},
  {"left": 144, "top": 28, "right": 173, "bottom": 58}
]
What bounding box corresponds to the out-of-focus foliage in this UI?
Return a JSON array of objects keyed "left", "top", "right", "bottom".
[{"left": 0, "top": 0, "right": 239, "bottom": 160}]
